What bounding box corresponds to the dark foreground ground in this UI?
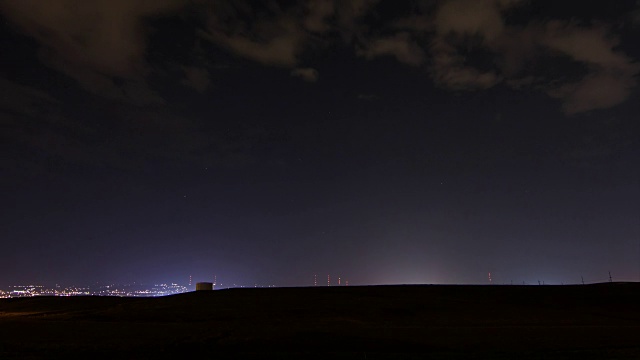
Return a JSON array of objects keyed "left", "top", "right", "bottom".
[{"left": 1, "top": 283, "right": 639, "bottom": 359}]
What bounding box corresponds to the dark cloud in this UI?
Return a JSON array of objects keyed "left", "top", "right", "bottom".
[
  {"left": 0, "top": 77, "right": 58, "bottom": 117},
  {"left": 0, "top": 75, "right": 254, "bottom": 172},
  {"left": 0, "top": 0, "right": 187, "bottom": 105},
  {"left": 632, "top": 1, "right": 640, "bottom": 25},
  {"left": 357, "top": 32, "right": 425, "bottom": 66},
  {"left": 1, "top": 78, "right": 65, "bottom": 174},
  {"left": 433, "top": 0, "right": 511, "bottom": 41},
  {"left": 1, "top": 76, "right": 92, "bottom": 173},
  {"left": 303, "top": 0, "right": 335, "bottom": 33},
  {"left": 417, "top": 0, "right": 639, "bottom": 113},
  {"left": 333, "top": 0, "right": 379, "bottom": 40},
  {"left": 540, "top": 23, "right": 640, "bottom": 114},
  {"left": 291, "top": 67, "right": 319, "bottom": 82},
  {"left": 181, "top": 66, "right": 211, "bottom": 92},
  {"left": 201, "top": 0, "right": 379, "bottom": 67},
  {"left": 201, "top": 1, "right": 307, "bottom": 67},
  {"left": 1, "top": 0, "right": 637, "bottom": 114},
  {"left": 429, "top": 37, "right": 501, "bottom": 90},
  {"left": 423, "top": 0, "right": 513, "bottom": 89},
  {"left": 203, "top": 20, "right": 304, "bottom": 67}
]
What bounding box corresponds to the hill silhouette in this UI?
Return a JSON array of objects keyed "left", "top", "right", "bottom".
[{"left": 1, "top": 284, "right": 639, "bottom": 359}]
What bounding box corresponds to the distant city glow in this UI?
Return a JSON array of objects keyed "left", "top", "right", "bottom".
[{"left": 0, "top": 283, "right": 189, "bottom": 298}]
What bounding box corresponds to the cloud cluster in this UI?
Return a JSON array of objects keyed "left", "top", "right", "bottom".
[
  {"left": 200, "top": 0, "right": 378, "bottom": 69},
  {"left": 202, "top": 1, "right": 309, "bottom": 67},
  {"left": 181, "top": 66, "right": 211, "bottom": 93},
  {"left": 0, "top": 0, "right": 187, "bottom": 105},
  {"left": 0, "top": 77, "right": 58, "bottom": 118},
  {"left": 358, "top": 32, "right": 425, "bottom": 66},
  {"left": 373, "top": 0, "right": 639, "bottom": 114},
  {"left": 1, "top": 0, "right": 638, "bottom": 113},
  {"left": 540, "top": 23, "right": 640, "bottom": 114},
  {"left": 291, "top": 67, "right": 319, "bottom": 82},
  {"left": 199, "top": 0, "right": 638, "bottom": 113}
]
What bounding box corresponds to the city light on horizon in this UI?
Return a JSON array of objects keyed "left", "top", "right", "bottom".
[{"left": 1, "top": 0, "right": 639, "bottom": 290}]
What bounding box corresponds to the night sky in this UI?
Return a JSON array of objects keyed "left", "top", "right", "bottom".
[{"left": 2, "top": 0, "right": 639, "bottom": 288}]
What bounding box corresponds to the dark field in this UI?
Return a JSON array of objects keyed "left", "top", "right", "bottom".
[{"left": 1, "top": 284, "right": 639, "bottom": 359}]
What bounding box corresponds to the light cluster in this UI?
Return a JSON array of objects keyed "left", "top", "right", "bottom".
[{"left": 0, "top": 283, "right": 189, "bottom": 298}]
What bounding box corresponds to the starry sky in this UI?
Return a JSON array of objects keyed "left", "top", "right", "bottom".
[{"left": 1, "top": 0, "right": 639, "bottom": 287}]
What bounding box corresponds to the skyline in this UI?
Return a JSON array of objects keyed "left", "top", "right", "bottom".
[
  {"left": 1, "top": 269, "right": 628, "bottom": 298},
  {"left": 2, "top": 0, "right": 639, "bottom": 287}
]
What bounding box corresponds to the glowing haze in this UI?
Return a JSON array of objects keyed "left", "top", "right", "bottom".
[{"left": 1, "top": 0, "right": 639, "bottom": 287}]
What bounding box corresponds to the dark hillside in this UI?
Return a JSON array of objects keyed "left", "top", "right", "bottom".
[{"left": 1, "top": 284, "right": 639, "bottom": 359}]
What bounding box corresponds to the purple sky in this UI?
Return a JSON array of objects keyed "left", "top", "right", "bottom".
[{"left": 1, "top": 0, "right": 639, "bottom": 287}]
